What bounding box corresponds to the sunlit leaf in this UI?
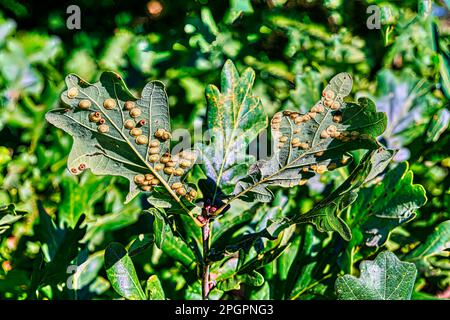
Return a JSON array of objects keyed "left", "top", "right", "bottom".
[
  {"left": 45, "top": 72, "right": 199, "bottom": 221},
  {"left": 217, "top": 270, "right": 264, "bottom": 292},
  {"left": 197, "top": 60, "right": 267, "bottom": 201},
  {"left": 34, "top": 209, "right": 86, "bottom": 288},
  {"left": 425, "top": 108, "right": 450, "bottom": 143},
  {"left": 104, "top": 242, "right": 146, "bottom": 300},
  {"left": 234, "top": 72, "right": 387, "bottom": 203},
  {"left": 0, "top": 204, "right": 26, "bottom": 236},
  {"left": 284, "top": 147, "right": 395, "bottom": 241},
  {"left": 335, "top": 251, "right": 417, "bottom": 300}
]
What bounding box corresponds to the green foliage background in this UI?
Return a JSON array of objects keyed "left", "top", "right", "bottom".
[{"left": 0, "top": 0, "right": 449, "bottom": 300}]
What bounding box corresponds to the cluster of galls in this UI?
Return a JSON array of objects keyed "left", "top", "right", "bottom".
[
  {"left": 297, "top": 153, "right": 350, "bottom": 185},
  {"left": 88, "top": 111, "right": 109, "bottom": 133},
  {"left": 269, "top": 88, "right": 359, "bottom": 184},
  {"left": 273, "top": 111, "right": 313, "bottom": 150},
  {"left": 154, "top": 128, "right": 171, "bottom": 141},
  {"left": 271, "top": 89, "right": 340, "bottom": 132},
  {"left": 317, "top": 89, "right": 369, "bottom": 142},
  {"left": 65, "top": 86, "right": 91, "bottom": 174},
  {"left": 321, "top": 89, "right": 341, "bottom": 110},
  {"left": 122, "top": 101, "right": 173, "bottom": 148},
  {"left": 66, "top": 87, "right": 109, "bottom": 133}
]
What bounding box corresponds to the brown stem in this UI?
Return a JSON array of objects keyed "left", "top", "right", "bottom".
[{"left": 201, "top": 219, "right": 211, "bottom": 300}]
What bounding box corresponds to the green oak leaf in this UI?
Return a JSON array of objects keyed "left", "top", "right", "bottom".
[
  {"left": 146, "top": 208, "right": 169, "bottom": 249},
  {"left": 207, "top": 148, "right": 394, "bottom": 245},
  {"left": 216, "top": 270, "right": 264, "bottom": 292},
  {"left": 128, "top": 233, "right": 155, "bottom": 257},
  {"left": 45, "top": 72, "right": 198, "bottom": 219},
  {"left": 33, "top": 209, "right": 86, "bottom": 288},
  {"left": 104, "top": 242, "right": 146, "bottom": 300},
  {"left": 196, "top": 60, "right": 268, "bottom": 199},
  {"left": 352, "top": 162, "right": 427, "bottom": 247},
  {"left": 0, "top": 204, "right": 26, "bottom": 236},
  {"left": 146, "top": 208, "right": 197, "bottom": 268},
  {"left": 405, "top": 220, "right": 450, "bottom": 262},
  {"left": 233, "top": 72, "right": 387, "bottom": 203},
  {"left": 146, "top": 275, "right": 165, "bottom": 300},
  {"left": 335, "top": 251, "right": 417, "bottom": 300}
]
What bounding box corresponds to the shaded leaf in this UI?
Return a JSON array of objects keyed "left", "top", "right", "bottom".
[
  {"left": 148, "top": 208, "right": 168, "bottom": 249},
  {"left": 59, "top": 174, "right": 110, "bottom": 228},
  {"left": 285, "top": 226, "right": 323, "bottom": 300},
  {"left": 84, "top": 208, "right": 141, "bottom": 242},
  {"left": 104, "top": 242, "right": 146, "bottom": 300},
  {"left": 33, "top": 208, "right": 87, "bottom": 288},
  {"left": 335, "top": 251, "right": 417, "bottom": 300},
  {"left": 184, "top": 281, "right": 224, "bottom": 300},
  {"left": 129, "top": 233, "right": 155, "bottom": 257},
  {"left": 161, "top": 228, "right": 196, "bottom": 269},
  {"left": 250, "top": 282, "right": 270, "bottom": 299}
]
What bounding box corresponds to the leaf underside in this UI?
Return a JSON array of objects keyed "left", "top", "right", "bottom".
[
  {"left": 354, "top": 162, "right": 427, "bottom": 247},
  {"left": 46, "top": 72, "right": 197, "bottom": 208}
]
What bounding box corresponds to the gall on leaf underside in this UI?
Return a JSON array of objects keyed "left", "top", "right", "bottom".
[{"left": 45, "top": 72, "right": 200, "bottom": 223}]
